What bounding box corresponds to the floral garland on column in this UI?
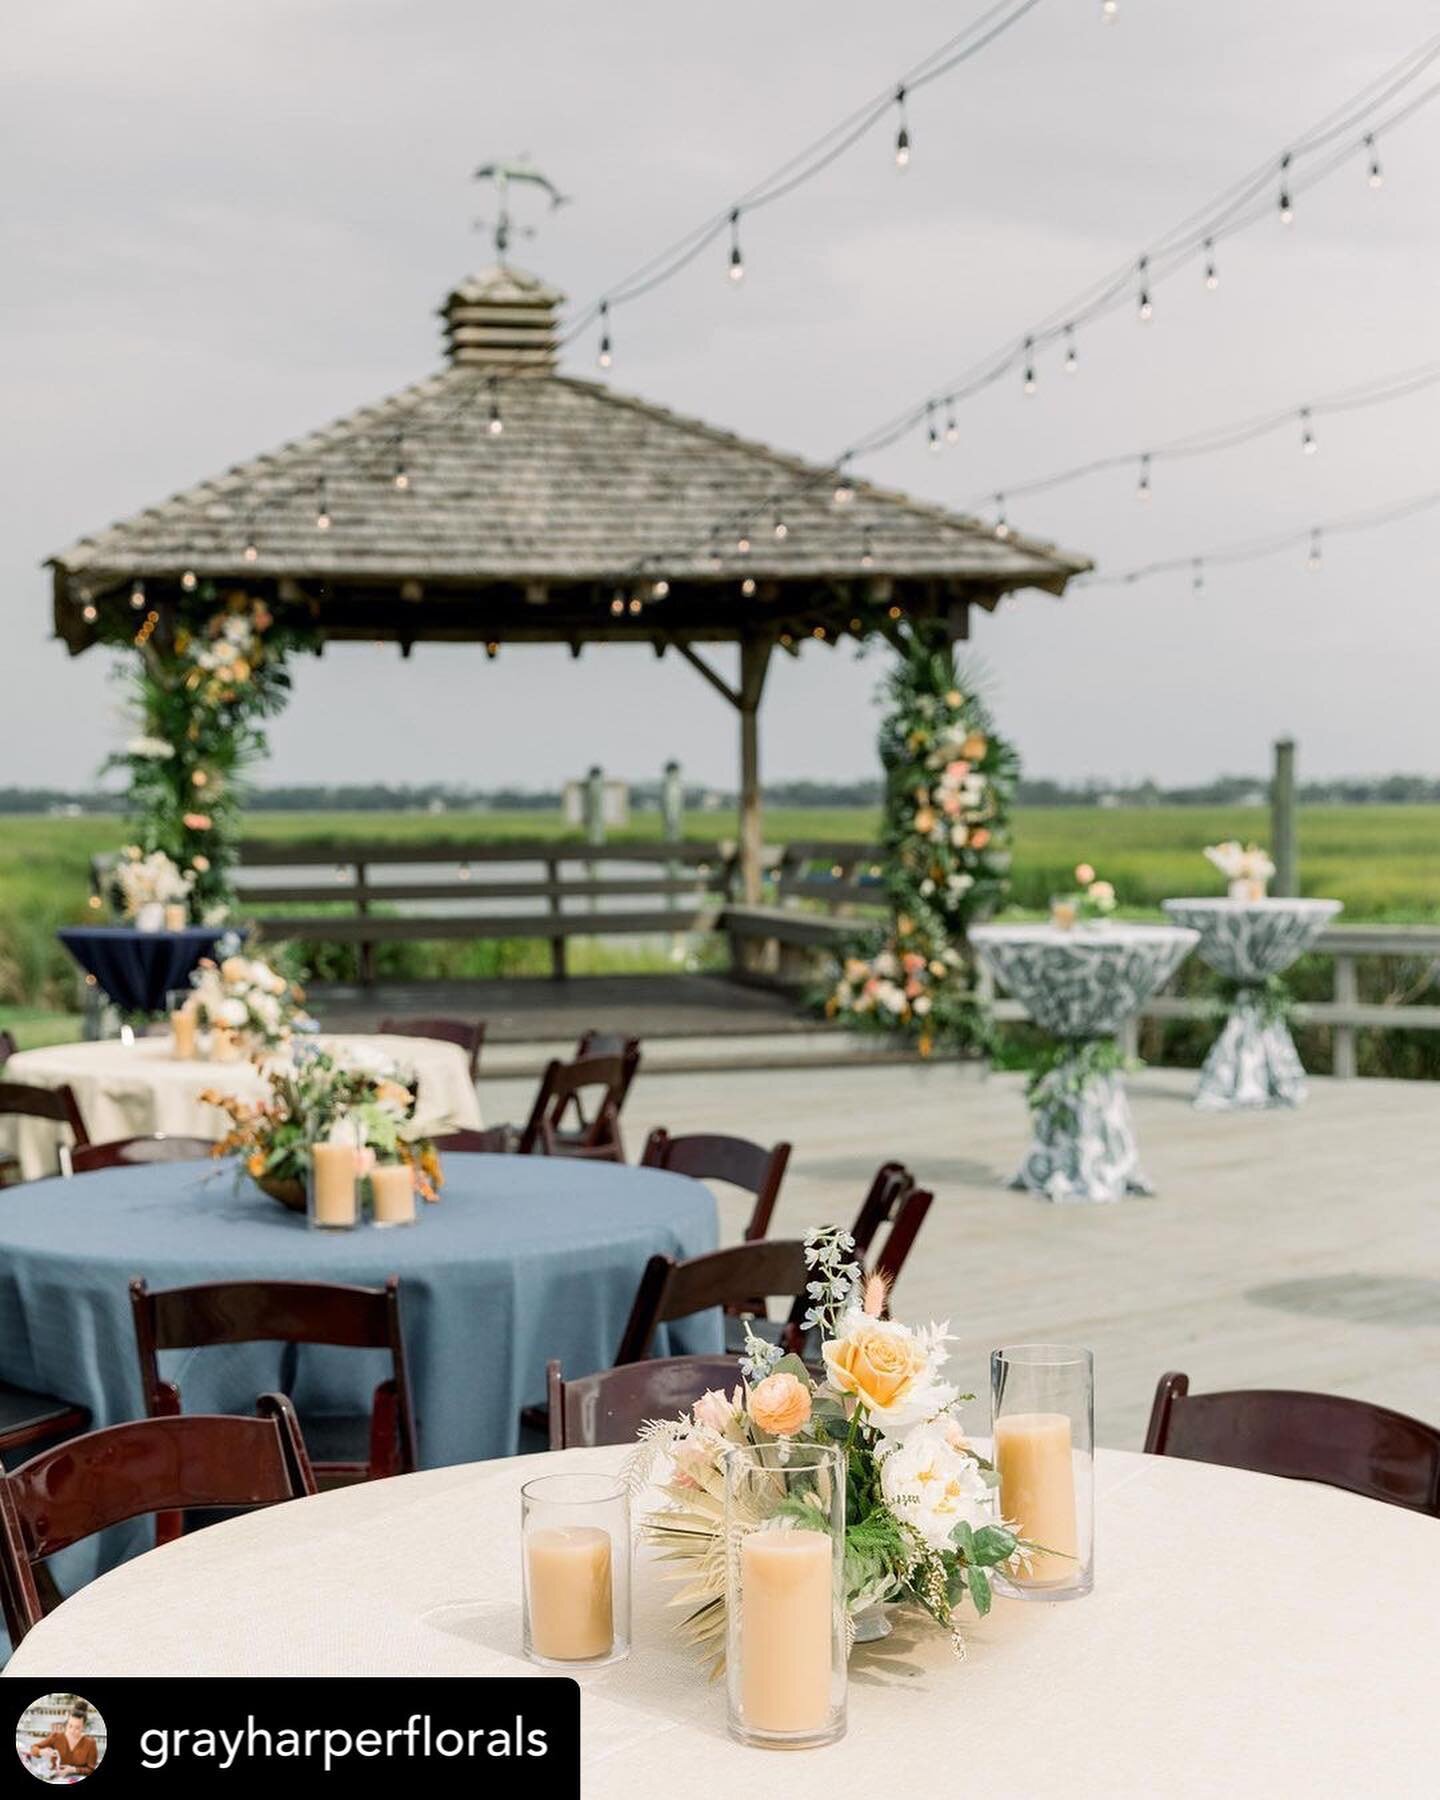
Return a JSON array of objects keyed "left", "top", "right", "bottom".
[
  {"left": 826, "top": 627, "right": 1017, "bottom": 1055},
  {"left": 107, "top": 590, "right": 312, "bottom": 920}
]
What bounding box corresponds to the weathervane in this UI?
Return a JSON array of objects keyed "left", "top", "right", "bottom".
[{"left": 472, "top": 159, "right": 568, "bottom": 262}]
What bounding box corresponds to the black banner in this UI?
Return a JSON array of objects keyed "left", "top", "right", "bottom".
[{"left": 5, "top": 1677, "right": 579, "bottom": 1792}]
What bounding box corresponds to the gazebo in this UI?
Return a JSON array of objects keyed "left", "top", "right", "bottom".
[{"left": 48, "top": 263, "right": 1090, "bottom": 903}]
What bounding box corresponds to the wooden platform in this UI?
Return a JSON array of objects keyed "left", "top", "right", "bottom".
[{"left": 473, "top": 1059, "right": 1440, "bottom": 1451}]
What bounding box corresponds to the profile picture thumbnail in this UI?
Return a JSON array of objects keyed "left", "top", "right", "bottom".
[{"left": 15, "top": 1693, "right": 106, "bottom": 1784}]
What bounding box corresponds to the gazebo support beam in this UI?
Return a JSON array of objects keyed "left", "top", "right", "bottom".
[
  {"left": 676, "top": 643, "right": 740, "bottom": 709},
  {"left": 737, "top": 633, "right": 772, "bottom": 906}
]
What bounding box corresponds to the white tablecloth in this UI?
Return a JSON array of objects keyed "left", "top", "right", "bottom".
[
  {"left": 4, "top": 1444, "right": 1433, "bottom": 1797},
  {"left": 0, "top": 1034, "right": 482, "bottom": 1180}
]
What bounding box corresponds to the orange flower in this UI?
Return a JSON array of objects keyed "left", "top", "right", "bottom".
[{"left": 748, "top": 1372, "right": 812, "bottom": 1437}]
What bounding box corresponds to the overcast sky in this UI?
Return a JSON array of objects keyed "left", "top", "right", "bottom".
[{"left": 4, "top": 0, "right": 1438, "bottom": 793}]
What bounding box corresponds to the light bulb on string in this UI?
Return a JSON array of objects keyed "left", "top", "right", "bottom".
[
  {"left": 315, "top": 482, "right": 331, "bottom": 531},
  {"left": 1278, "top": 153, "right": 1294, "bottom": 224},
  {"left": 737, "top": 531, "right": 751, "bottom": 555},
  {"left": 1137, "top": 256, "right": 1152, "bottom": 322},
  {"left": 1022, "top": 337, "right": 1037, "bottom": 395},
  {"left": 627, "top": 595, "right": 643, "bottom": 615},
  {"left": 181, "top": 569, "right": 197, "bottom": 591},
  {"left": 833, "top": 465, "right": 855, "bottom": 506},
  {"left": 597, "top": 300, "right": 613, "bottom": 368},
  {"left": 1203, "top": 238, "right": 1219, "bottom": 289},
  {"left": 1191, "top": 558, "right": 1205, "bottom": 593},
  {"left": 1365, "top": 134, "right": 1383, "bottom": 189},
  {"left": 741, "top": 577, "right": 756, "bottom": 597},
  {"left": 860, "top": 528, "right": 875, "bottom": 569},
  {"left": 1306, "top": 529, "right": 1323, "bottom": 572},
  {"left": 893, "top": 87, "right": 910, "bottom": 169},
  {"left": 728, "top": 210, "right": 744, "bottom": 283},
  {"left": 993, "top": 493, "right": 1010, "bottom": 539},
  {"left": 1101, "top": 0, "right": 1119, "bottom": 20},
  {"left": 926, "top": 403, "right": 940, "bottom": 453},
  {"left": 1300, "top": 408, "right": 1317, "bottom": 455},
  {"left": 82, "top": 602, "right": 98, "bottom": 623},
  {"left": 944, "top": 406, "right": 959, "bottom": 444},
  {"left": 1063, "top": 325, "right": 1078, "bottom": 375},
  {"left": 1136, "top": 454, "right": 1151, "bottom": 502},
  {"left": 651, "top": 579, "right": 669, "bottom": 599},
  {"left": 487, "top": 379, "right": 503, "bottom": 436},
  {"left": 609, "top": 593, "right": 625, "bottom": 617},
  {"left": 773, "top": 511, "right": 788, "bottom": 541}
]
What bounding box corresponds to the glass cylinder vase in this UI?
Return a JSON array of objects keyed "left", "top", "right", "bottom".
[
  {"left": 991, "top": 1343, "right": 1094, "bottom": 1599},
  {"left": 306, "top": 1142, "right": 358, "bottom": 1230},
  {"left": 724, "top": 1441, "right": 846, "bottom": 1750},
  {"left": 521, "top": 1472, "right": 630, "bottom": 1668}
]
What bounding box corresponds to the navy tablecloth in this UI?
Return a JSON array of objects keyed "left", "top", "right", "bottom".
[
  {"left": 0, "top": 1154, "right": 719, "bottom": 1587},
  {"left": 56, "top": 925, "right": 235, "bottom": 1014}
]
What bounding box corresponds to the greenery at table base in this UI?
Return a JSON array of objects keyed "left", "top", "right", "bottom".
[
  {"left": 1017, "top": 1043, "right": 1152, "bottom": 1202},
  {"left": 630, "top": 1228, "right": 1035, "bottom": 1669},
  {"left": 1195, "top": 985, "right": 1309, "bottom": 1110},
  {"left": 824, "top": 627, "right": 1017, "bottom": 1056},
  {"left": 105, "top": 587, "right": 315, "bottom": 920}
]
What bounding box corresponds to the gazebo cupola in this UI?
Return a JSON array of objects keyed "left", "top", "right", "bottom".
[{"left": 440, "top": 266, "right": 564, "bottom": 371}]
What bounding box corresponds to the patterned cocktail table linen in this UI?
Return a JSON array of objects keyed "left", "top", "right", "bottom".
[
  {"left": 970, "top": 923, "right": 1197, "bottom": 1202},
  {"left": 1161, "top": 897, "right": 1342, "bottom": 1110}
]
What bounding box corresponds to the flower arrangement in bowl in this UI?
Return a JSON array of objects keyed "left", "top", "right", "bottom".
[
  {"left": 109, "top": 846, "right": 194, "bottom": 930},
  {"left": 1204, "top": 840, "right": 1276, "bottom": 902},
  {"left": 203, "top": 1045, "right": 443, "bottom": 1213},
  {"left": 630, "top": 1228, "right": 1032, "bottom": 1668},
  {"left": 186, "top": 953, "right": 313, "bottom": 1053},
  {"left": 1049, "top": 863, "right": 1117, "bottom": 930}
]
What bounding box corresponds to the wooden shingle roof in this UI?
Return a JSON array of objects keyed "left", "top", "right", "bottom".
[{"left": 49, "top": 266, "right": 1090, "bottom": 652}]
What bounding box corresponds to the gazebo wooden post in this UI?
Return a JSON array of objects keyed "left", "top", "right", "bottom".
[{"left": 737, "top": 633, "right": 772, "bottom": 906}]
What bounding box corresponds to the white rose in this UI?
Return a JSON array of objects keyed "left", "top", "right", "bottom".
[
  {"left": 879, "top": 1419, "right": 995, "bottom": 1551},
  {"left": 217, "top": 997, "right": 248, "bottom": 1028}
]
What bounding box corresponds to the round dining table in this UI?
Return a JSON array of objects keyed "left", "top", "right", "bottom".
[
  {"left": 0, "top": 1031, "right": 483, "bottom": 1180},
  {"left": 4, "top": 1444, "right": 1434, "bottom": 1796},
  {"left": 0, "top": 1156, "right": 718, "bottom": 1588}
]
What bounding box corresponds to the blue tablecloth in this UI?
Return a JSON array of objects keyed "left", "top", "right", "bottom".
[
  {"left": 57, "top": 925, "right": 235, "bottom": 1014},
  {"left": 0, "top": 1154, "right": 718, "bottom": 1589}
]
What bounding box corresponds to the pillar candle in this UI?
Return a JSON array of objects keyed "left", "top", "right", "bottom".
[
  {"left": 310, "top": 1142, "right": 357, "bottom": 1228},
  {"left": 370, "top": 1163, "right": 415, "bottom": 1226},
  {"left": 170, "top": 1009, "right": 198, "bottom": 1060},
  {"left": 164, "top": 903, "right": 188, "bottom": 931},
  {"left": 740, "top": 1527, "right": 832, "bottom": 1734},
  {"left": 526, "top": 1526, "right": 613, "bottom": 1661},
  {"left": 994, "top": 1411, "right": 1079, "bottom": 1585}
]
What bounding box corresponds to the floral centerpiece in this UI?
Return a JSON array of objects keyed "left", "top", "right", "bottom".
[
  {"left": 187, "top": 953, "right": 312, "bottom": 1051},
  {"left": 204, "top": 1045, "right": 443, "bottom": 1213},
  {"left": 1049, "top": 862, "right": 1117, "bottom": 930},
  {"left": 109, "top": 846, "right": 194, "bottom": 929},
  {"left": 631, "top": 1228, "right": 1030, "bottom": 1667},
  {"left": 1204, "top": 840, "right": 1275, "bottom": 902}
]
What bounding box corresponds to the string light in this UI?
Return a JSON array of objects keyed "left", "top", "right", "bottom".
[
  {"left": 1191, "top": 558, "right": 1205, "bottom": 592},
  {"left": 1203, "top": 238, "right": 1219, "bottom": 289},
  {"left": 833, "top": 467, "right": 855, "bottom": 506},
  {"left": 728, "top": 209, "right": 745, "bottom": 283},
  {"left": 130, "top": 579, "right": 146, "bottom": 609},
  {"left": 651, "top": 579, "right": 670, "bottom": 599},
  {"left": 1022, "top": 337, "right": 1037, "bottom": 394},
  {"left": 1136, "top": 454, "right": 1151, "bottom": 501},
  {"left": 1063, "top": 325, "right": 1078, "bottom": 375},
  {"left": 1102, "top": 0, "right": 1119, "bottom": 20},
  {"left": 1365, "top": 133, "right": 1384, "bottom": 188},
  {"left": 1306, "top": 528, "right": 1323, "bottom": 571},
  {"left": 927, "top": 403, "right": 940, "bottom": 452},
  {"left": 610, "top": 594, "right": 625, "bottom": 616},
  {"left": 1278, "top": 153, "right": 1294, "bottom": 224},
  {"left": 243, "top": 535, "right": 259, "bottom": 563},
  {"left": 487, "top": 379, "right": 503, "bottom": 436},
  {"left": 736, "top": 531, "right": 751, "bottom": 554},
  {"left": 894, "top": 86, "right": 911, "bottom": 169},
  {"left": 944, "top": 406, "right": 959, "bottom": 444},
  {"left": 180, "top": 570, "right": 197, "bottom": 591},
  {"left": 82, "top": 602, "right": 98, "bottom": 623},
  {"left": 627, "top": 595, "right": 643, "bottom": 614},
  {"left": 1137, "top": 255, "right": 1153, "bottom": 322},
  {"left": 860, "top": 528, "right": 875, "bottom": 568},
  {"left": 772, "top": 511, "right": 788, "bottom": 540},
  {"left": 741, "top": 577, "right": 757, "bottom": 596},
  {"left": 315, "top": 482, "right": 331, "bottom": 530},
  {"left": 485, "top": 641, "right": 499, "bottom": 659},
  {"left": 393, "top": 440, "right": 410, "bottom": 490},
  {"left": 993, "top": 493, "right": 1010, "bottom": 538},
  {"left": 1300, "top": 407, "right": 1317, "bottom": 454},
  {"left": 597, "top": 300, "right": 613, "bottom": 368}
]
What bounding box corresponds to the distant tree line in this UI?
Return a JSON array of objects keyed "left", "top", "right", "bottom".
[{"left": 3, "top": 773, "right": 1439, "bottom": 816}]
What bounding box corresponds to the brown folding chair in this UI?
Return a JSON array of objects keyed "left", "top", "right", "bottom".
[
  {"left": 0, "top": 1398, "right": 316, "bottom": 1645},
  {"left": 575, "top": 1031, "right": 641, "bottom": 1108},
  {"left": 1144, "top": 1371, "right": 1440, "bottom": 1517},
  {"left": 0, "top": 1385, "right": 89, "bottom": 1461},
  {"left": 849, "top": 1161, "right": 934, "bottom": 1293},
  {"left": 546, "top": 1354, "right": 747, "bottom": 1449},
  {"left": 379, "top": 1015, "right": 485, "bottom": 1081},
  {"left": 0, "top": 1029, "right": 16, "bottom": 1067},
  {"left": 0, "top": 1081, "right": 90, "bottom": 1181},
  {"left": 71, "top": 1134, "right": 217, "bottom": 1174},
  {"left": 614, "top": 1239, "right": 811, "bottom": 1365},
  {"left": 517, "top": 1051, "right": 638, "bottom": 1161},
  {"left": 130, "top": 1276, "right": 418, "bottom": 1491},
  {"left": 641, "top": 1128, "right": 792, "bottom": 1242},
  {"left": 432, "top": 1125, "right": 519, "bottom": 1154}
]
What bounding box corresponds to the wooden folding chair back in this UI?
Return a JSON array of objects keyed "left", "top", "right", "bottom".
[
  {"left": 615, "top": 1239, "right": 810, "bottom": 1365},
  {"left": 379, "top": 1016, "right": 485, "bottom": 1080},
  {"left": 0, "top": 1398, "right": 315, "bottom": 1645},
  {"left": 71, "top": 1134, "right": 216, "bottom": 1174},
  {"left": 130, "top": 1276, "right": 418, "bottom": 1488},
  {"left": 547, "top": 1354, "right": 747, "bottom": 1449},
  {"left": 1144, "top": 1371, "right": 1440, "bottom": 1516},
  {"left": 432, "top": 1126, "right": 518, "bottom": 1154},
  {"left": 849, "top": 1161, "right": 934, "bottom": 1291},
  {"left": 518, "top": 1052, "right": 637, "bottom": 1161},
  {"left": 575, "top": 1032, "right": 641, "bottom": 1106},
  {"left": 0, "top": 1081, "right": 89, "bottom": 1178},
  {"left": 642, "top": 1128, "right": 791, "bottom": 1242}
]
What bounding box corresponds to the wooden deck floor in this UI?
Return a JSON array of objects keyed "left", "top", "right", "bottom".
[{"left": 478, "top": 1060, "right": 1440, "bottom": 1450}]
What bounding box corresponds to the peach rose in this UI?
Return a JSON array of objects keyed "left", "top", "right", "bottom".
[
  {"left": 1074, "top": 863, "right": 1095, "bottom": 886},
  {"left": 823, "top": 1321, "right": 929, "bottom": 1413},
  {"left": 693, "top": 1387, "right": 741, "bottom": 1432},
  {"left": 748, "top": 1372, "right": 812, "bottom": 1437},
  {"left": 970, "top": 827, "right": 991, "bottom": 849},
  {"left": 961, "top": 732, "right": 988, "bottom": 760}
]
